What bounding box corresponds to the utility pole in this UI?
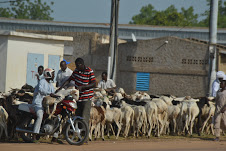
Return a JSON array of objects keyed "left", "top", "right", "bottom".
[
  {"left": 208, "top": 0, "right": 219, "bottom": 96},
  {"left": 108, "top": 0, "right": 119, "bottom": 82}
]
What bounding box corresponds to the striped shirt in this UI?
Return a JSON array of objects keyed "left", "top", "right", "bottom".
[{"left": 69, "top": 66, "right": 96, "bottom": 101}]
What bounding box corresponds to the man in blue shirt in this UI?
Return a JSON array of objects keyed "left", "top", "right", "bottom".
[{"left": 32, "top": 68, "right": 56, "bottom": 141}]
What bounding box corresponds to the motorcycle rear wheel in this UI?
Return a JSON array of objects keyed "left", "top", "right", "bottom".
[
  {"left": 64, "top": 119, "right": 88, "bottom": 145},
  {"left": 20, "top": 117, "right": 34, "bottom": 143}
]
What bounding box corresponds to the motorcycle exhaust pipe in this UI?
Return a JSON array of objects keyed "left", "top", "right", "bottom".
[{"left": 16, "top": 127, "right": 45, "bottom": 135}]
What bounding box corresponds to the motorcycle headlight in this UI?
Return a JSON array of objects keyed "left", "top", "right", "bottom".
[{"left": 69, "top": 102, "right": 77, "bottom": 109}]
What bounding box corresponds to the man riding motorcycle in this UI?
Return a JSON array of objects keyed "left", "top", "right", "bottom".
[
  {"left": 16, "top": 67, "right": 88, "bottom": 145},
  {"left": 32, "top": 68, "right": 58, "bottom": 142}
]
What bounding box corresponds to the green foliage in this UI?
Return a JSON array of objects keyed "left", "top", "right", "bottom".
[
  {"left": 0, "top": 0, "right": 54, "bottom": 21},
  {"left": 130, "top": 0, "right": 226, "bottom": 28},
  {"left": 130, "top": 4, "right": 198, "bottom": 27},
  {"left": 200, "top": 0, "right": 226, "bottom": 28}
]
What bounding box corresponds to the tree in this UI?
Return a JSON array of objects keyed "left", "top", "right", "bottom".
[
  {"left": 130, "top": 4, "right": 199, "bottom": 27},
  {"left": 0, "top": 0, "right": 54, "bottom": 21},
  {"left": 199, "top": 0, "right": 226, "bottom": 28},
  {"left": 129, "top": 4, "right": 157, "bottom": 25}
]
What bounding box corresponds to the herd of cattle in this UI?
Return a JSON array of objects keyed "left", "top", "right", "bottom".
[{"left": 0, "top": 85, "right": 219, "bottom": 142}]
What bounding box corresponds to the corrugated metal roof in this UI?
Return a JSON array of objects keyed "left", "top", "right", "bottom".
[{"left": 1, "top": 18, "right": 226, "bottom": 44}]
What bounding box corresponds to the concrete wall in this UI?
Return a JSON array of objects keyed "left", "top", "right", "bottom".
[
  {"left": 15, "top": 31, "right": 224, "bottom": 97},
  {"left": 0, "top": 36, "right": 8, "bottom": 92},
  {"left": 117, "top": 37, "right": 209, "bottom": 97},
  {"left": 60, "top": 34, "right": 211, "bottom": 97},
  {"left": 4, "top": 36, "right": 64, "bottom": 91}
]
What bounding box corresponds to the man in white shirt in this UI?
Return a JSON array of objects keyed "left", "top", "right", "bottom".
[
  {"left": 212, "top": 71, "right": 225, "bottom": 97},
  {"left": 56, "top": 61, "right": 74, "bottom": 89},
  {"left": 97, "top": 72, "right": 116, "bottom": 95}
]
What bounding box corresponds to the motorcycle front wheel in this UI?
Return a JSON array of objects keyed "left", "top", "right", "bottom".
[{"left": 64, "top": 118, "right": 88, "bottom": 145}]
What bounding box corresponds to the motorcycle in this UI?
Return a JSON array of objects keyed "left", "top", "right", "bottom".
[{"left": 15, "top": 96, "right": 88, "bottom": 145}]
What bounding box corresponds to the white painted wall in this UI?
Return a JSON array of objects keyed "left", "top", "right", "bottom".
[
  {"left": 0, "top": 31, "right": 73, "bottom": 92},
  {"left": 5, "top": 37, "right": 63, "bottom": 91},
  {"left": 0, "top": 36, "right": 8, "bottom": 92}
]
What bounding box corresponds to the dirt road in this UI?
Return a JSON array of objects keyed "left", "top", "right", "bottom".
[{"left": 1, "top": 138, "right": 226, "bottom": 151}]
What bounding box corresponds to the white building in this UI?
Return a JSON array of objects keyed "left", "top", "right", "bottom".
[{"left": 0, "top": 30, "right": 73, "bottom": 92}]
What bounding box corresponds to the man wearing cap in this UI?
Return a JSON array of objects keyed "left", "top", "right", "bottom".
[
  {"left": 214, "top": 74, "right": 226, "bottom": 141},
  {"left": 56, "top": 61, "right": 74, "bottom": 89},
  {"left": 212, "top": 71, "right": 225, "bottom": 97}
]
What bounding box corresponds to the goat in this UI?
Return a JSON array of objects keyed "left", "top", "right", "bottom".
[
  {"left": 89, "top": 106, "right": 106, "bottom": 141},
  {"left": 132, "top": 105, "right": 147, "bottom": 137},
  {"left": 102, "top": 102, "right": 122, "bottom": 139},
  {"left": 151, "top": 98, "right": 168, "bottom": 136},
  {"left": 42, "top": 88, "right": 79, "bottom": 118},
  {"left": 0, "top": 106, "right": 8, "bottom": 140},
  {"left": 144, "top": 101, "right": 158, "bottom": 138},
  {"left": 120, "top": 100, "right": 134, "bottom": 138}
]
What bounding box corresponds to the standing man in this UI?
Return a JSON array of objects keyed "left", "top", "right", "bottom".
[
  {"left": 96, "top": 72, "right": 116, "bottom": 95},
  {"left": 212, "top": 71, "right": 225, "bottom": 97},
  {"left": 56, "top": 61, "right": 74, "bottom": 89},
  {"left": 35, "top": 65, "right": 44, "bottom": 82},
  {"left": 56, "top": 58, "right": 96, "bottom": 142},
  {"left": 214, "top": 75, "right": 226, "bottom": 141}
]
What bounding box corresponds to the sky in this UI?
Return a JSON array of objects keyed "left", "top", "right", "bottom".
[
  {"left": 1, "top": 0, "right": 225, "bottom": 24},
  {"left": 50, "top": 0, "right": 213, "bottom": 24}
]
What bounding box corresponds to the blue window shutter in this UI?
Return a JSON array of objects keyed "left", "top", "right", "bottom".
[
  {"left": 136, "top": 72, "right": 150, "bottom": 91},
  {"left": 26, "top": 53, "right": 44, "bottom": 87}
]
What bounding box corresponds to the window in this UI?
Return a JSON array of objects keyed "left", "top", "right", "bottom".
[{"left": 136, "top": 72, "right": 150, "bottom": 91}]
